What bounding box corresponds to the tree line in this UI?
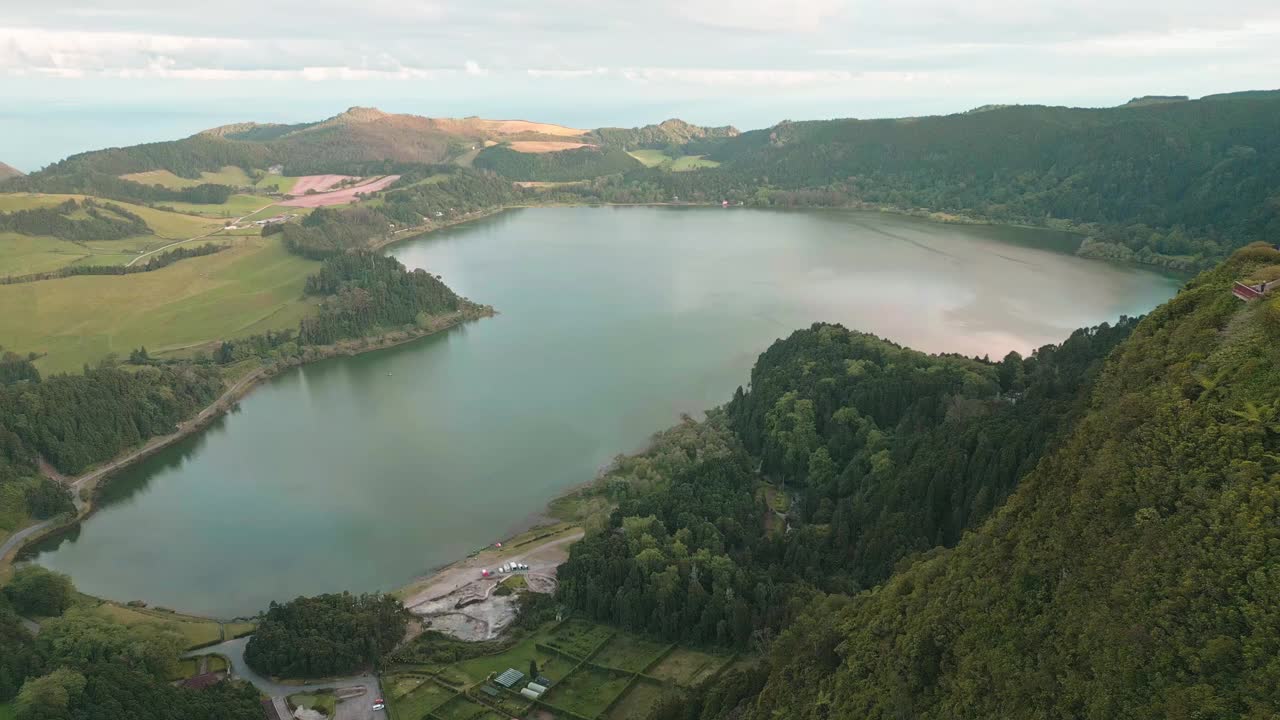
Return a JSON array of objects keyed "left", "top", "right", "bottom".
[
  {"left": 2, "top": 244, "right": 226, "bottom": 285},
  {"left": 243, "top": 593, "right": 408, "bottom": 678}
]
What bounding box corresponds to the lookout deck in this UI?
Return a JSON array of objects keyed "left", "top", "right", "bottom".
[{"left": 1233, "top": 281, "right": 1269, "bottom": 301}]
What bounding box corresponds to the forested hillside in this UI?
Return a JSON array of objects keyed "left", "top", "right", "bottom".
[
  {"left": 584, "top": 242, "right": 1280, "bottom": 719},
  {"left": 587, "top": 119, "right": 739, "bottom": 150},
  {"left": 558, "top": 313, "right": 1136, "bottom": 647},
  {"left": 697, "top": 92, "right": 1280, "bottom": 269},
  {"left": 9, "top": 94, "right": 1276, "bottom": 271},
  {"left": 473, "top": 145, "right": 640, "bottom": 181}
]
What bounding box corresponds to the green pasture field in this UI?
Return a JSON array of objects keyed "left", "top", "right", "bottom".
[
  {"left": 0, "top": 235, "right": 320, "bottom": 373},
  {"left": 670, "top": 155, "right": 720, "bottom": 171},
  {"left": 627, "top": 149, "right": 669, "bottom": 167}
]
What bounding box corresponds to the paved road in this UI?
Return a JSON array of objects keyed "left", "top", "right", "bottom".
[
  {"left": 126, "top": 203, "right": 275, "bottom": 267},
  {"left": 186, "top": 637, "right": 387, "bottom": 720}
]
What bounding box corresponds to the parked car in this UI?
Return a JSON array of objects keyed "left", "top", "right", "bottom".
[{"left": 372, "top": 698, "right": 386, "bottom": 711}]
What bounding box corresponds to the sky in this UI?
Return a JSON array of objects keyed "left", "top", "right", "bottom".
[{"left": 2, "top": 0, "right": 1279, "bottom": 170}]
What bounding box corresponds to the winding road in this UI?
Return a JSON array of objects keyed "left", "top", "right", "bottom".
[{"left": 125, "top": 203, "right": 276, "bottom": 267}]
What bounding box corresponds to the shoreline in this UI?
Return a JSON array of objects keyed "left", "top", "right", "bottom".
[
  {"left": 3, "top": 198, "right": 1176, "bottom": 616},
  {"left": 1, "top": 305, "right": 495, "bottom": 589}
]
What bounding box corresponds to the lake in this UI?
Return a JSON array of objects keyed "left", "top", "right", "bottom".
[{"left": 27, "top": 207, "right": 1183, "bottom": 617}]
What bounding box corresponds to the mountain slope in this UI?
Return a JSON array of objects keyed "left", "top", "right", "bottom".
[
  {"left": 0, "top": 162, "right": 23, "bottom": 180},
  {"left": 746, "top": 243, "right": 1280, "bottom": 719},
  {"left": 688, "top": 91, "right": 1280, "bottom": 266},
  {"left": 588, "top": 118, "right": 739, "bottom": 148}
]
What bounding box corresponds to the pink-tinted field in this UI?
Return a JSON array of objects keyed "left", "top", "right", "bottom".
[
  {"left": 289, "top": 174, "right": 357, "bottom": 195},
  {"left": 280, "top": 175, "right": 401, "bottom": 208}
]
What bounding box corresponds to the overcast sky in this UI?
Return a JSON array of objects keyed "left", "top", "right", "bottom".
[{"left": 2, "top": 0, "right": 1279, "bottom": 169}]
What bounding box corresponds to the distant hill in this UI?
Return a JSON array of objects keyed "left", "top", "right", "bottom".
[
  {"left": 195, "top": 107, "right": 591, "bottom": 172},
  {"left": 0, "top": 161, "right": 24, "bottom": 180},
  {"left": 588, "top": 118, "right": 739, "bottom": 149},
  {"left": 1122, "top": 94, "right": 1189, "bottom": 107}
]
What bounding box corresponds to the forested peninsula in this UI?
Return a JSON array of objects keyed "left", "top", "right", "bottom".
[{"left": 551, "top": 242, "right": 1280, "bottom": 718}]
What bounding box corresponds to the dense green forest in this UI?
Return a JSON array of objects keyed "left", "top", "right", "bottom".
[
  {"left": 564, "top": 243, "right": 1280, "bottom": 719},
  {"left": 474, "top": 145, "right": 641, "bottom": 181},
  {"left": 557, "top": 315, "right": 1135, "bottom": 648},
  {"left": 244, "top": 593, "right": 408, "bottom": 678},
  {"left": 0, "top": 363, "right": 223, "bottom": 539},
  {"left": 0, "top": 365, "right": 223, "bottom": 476},
  {"left": 0, "top": 569, "right": 263, "bottom": 719},
  {"left": 298, "top": 250, "right": 462, "bottom": 345}
]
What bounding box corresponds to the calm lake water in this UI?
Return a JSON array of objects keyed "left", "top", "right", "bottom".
[{"left": 28, "top": 207, "right": 1182, "bottom": 617}]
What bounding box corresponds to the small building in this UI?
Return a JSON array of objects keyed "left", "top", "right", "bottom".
[
  {"left": 535, "top": 675, "right": 553, "bottom": 687},
  {"left": 526, "top": 682, "right": 548, "bottom": 694},
  {"left": 480, "top": 685, "right": 500, "bottom": 697},
  {"left": 494, "top": 668, "right": 524, "bottom": 688},
  {"left": 267, "top": 165, "right": 284, "bottom": 175},
  {"left": 520, "top": 688, "right": 541, "bottom": 700}
]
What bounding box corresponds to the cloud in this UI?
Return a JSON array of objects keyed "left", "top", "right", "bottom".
[{"left": 1, "top": 0, "right": 1278, "bottom": 116}]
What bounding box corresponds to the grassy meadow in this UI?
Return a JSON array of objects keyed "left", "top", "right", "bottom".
[
  {"left": 627, "top": 149, "right": 669, "bottom": 167},
  {"left": 122, "top": 166, "right": 306, "bottom": 195},
  {"left": 0, "top": 193, "right": 227, "bottom": 276},
  {"left": 0, "top": 235, "right": 320, "bottom": 373},
  {"left": 626, "top": 150, "right": 721, "bottom": 171},
  {"left": 160, "top": 193, "right": 278, "bottom": 219}
]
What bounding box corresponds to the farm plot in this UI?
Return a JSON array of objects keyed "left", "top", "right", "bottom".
[
  {"left": 544, "top": 619, "right": 613, "bottom": 659},
  {"left": 433, "top": 694, "right": 489, "bottom": 720},
  {"left": 606, "top": 678, "right": 671, "bottom": 720},
  {"left": 646, "top": 647, "right": 733, "bottom": 687},
  {"left": 390, "top": 680, "right": 455, "bottom": 719},
  {"left": 589, "top": 632, "right": 671, "bottom": 673},
  {"left": 540, "top": 665, "right": 633, "bottom": 719}
]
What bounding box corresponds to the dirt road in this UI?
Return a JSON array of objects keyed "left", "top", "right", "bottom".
[{"left": 401, "top": 528, "right": 583, "bottom": 610}]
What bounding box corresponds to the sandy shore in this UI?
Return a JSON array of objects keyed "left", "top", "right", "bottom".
[{"left": 399, "top": 526, "right": 584, "bottom": 609}]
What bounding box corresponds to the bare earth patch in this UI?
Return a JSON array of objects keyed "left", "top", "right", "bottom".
[{"left": 506, "top": 141, "right": 594, "bottom": 153}]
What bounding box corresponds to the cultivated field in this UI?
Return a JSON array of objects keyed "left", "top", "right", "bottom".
[
  {"left": 280, "top": 175, "right": 400, "bottom": 207},
  {"left": 383, "top": 617, "right": 736, "bottom": 720},
  {"left": 0, "top": 235, "right": 320, "bottom": 373},
  {"left": 507, "top": 141, "right": 594, "bottom": 153},
  {"left": 289, "top": 174, "right": 357, "bottom": 195}
]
